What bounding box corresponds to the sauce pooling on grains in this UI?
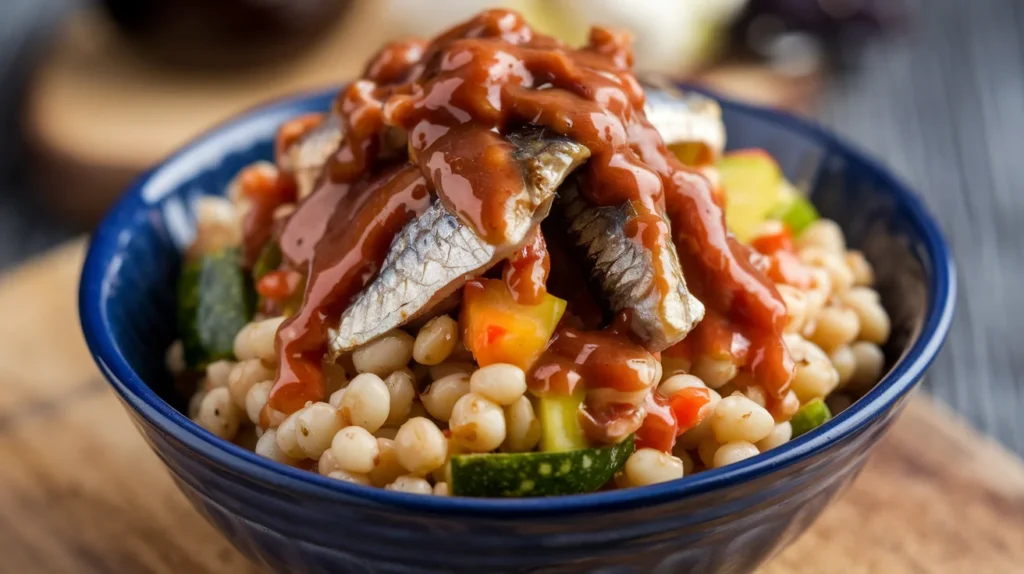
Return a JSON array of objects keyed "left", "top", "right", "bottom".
[{"left": 266, "top": 9, "right": 792, "bottom": 416}]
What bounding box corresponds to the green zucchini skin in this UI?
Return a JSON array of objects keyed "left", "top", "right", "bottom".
[
  {"left": 450, "top": 436, "right": 635, "bottom": 497},
  {"left": 177, "top": 248, "right": 255, "bottom": 369}
]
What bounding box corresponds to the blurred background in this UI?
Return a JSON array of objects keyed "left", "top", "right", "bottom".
[{"left": 0, "top": 0, "right": 1019, "bottom": 457}]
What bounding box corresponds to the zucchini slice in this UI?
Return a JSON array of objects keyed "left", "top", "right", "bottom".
[
  {"left": 177, "top": 248, "right": 255, "bottom": 369},
  {"left": 450, "top": 436, "right": 634, "bottom": 497}
]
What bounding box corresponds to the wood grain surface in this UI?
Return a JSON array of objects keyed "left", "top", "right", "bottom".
[{"left": 0, "top": 241, "right": 1021, "bottom": 573}]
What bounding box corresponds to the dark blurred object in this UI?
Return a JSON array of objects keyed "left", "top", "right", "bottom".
[
  {"left": 101, "top": 0, "right": 352, "bottom": 69},
  {"left": 729, "top": 0, "right": 910, "bottom": 74}
]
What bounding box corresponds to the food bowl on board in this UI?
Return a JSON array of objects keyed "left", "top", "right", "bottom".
[{"left": 79, "top": 87, "right": 955, "bottom": 573}]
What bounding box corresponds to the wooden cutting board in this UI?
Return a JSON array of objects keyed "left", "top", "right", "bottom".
[{"left": 1, "top": 241, "right": 1021, "bottom": 573}]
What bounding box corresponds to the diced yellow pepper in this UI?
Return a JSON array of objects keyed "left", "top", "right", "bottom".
[
  {"left": 460, "top": 279, "right": 566, "bottom": 371},
  {"left": 718, "top": 149, "right": 784, "bottom": 242}
]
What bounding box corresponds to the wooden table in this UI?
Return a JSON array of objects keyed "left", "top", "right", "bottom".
[{"left": 1, "top": 241, "right": 1022, "bottom": 573}]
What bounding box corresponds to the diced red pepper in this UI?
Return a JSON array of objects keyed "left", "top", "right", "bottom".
[
  {"left": 668, "top": 386, "right": 713, "bottom": 434},
  {"left": 634, "top": 393, "right": 677, "bottom": 453},
  {"left": 750, "top": 224, "right": 794, "bottom": 255}
]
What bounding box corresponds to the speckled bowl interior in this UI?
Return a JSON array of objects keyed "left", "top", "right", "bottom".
[{"left": 79, "top": 88, "right": 955, "bottom": 574}]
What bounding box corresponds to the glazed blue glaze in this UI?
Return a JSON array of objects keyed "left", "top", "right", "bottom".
[{"left": 79, "top": 88, "right": 956, "bottom": 574}]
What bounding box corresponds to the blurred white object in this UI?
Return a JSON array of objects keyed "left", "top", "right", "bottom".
[{"left": 382, "top": 0, "right": 748, "bottom": 74}]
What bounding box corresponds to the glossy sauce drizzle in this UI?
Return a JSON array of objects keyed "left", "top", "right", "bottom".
[{"left": 265, "top": 9, "right": 792, "bottom": 415}]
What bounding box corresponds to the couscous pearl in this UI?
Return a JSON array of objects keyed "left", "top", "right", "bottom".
[
  {"left": 624, "top": 449, "right": 684, "bottom": 486},
  {"left": 742, "top": 385, "right": 768, "bottom": 408},
  {"left": 206, "top": 360, "right": 235, "bottom": 389},
  {"left": 420, "top": 373, "right": 471, "bottom": 422},
  {"left": 275, "top": 410, "right": 308, "bottom": 459},
  {"left": 502, "top": 395, "right": 541, "bottom": 453},
  {"left": 369, "top": 438, "right": 407, "bottom": 487},
  {"left": 658, "top": 373, "right": 706, "bottom": 398},
  {"left": 351, "top": 330, "right": 414, "bottom": 377},
  {"left": 196, "top": 387, "right": 242, "bottom": 440},
  {"left": 808, "top": 305, "right": 860, "bottom": 353},
  {"left": 713, "top": 441, "right": 760, "bottom": 468},
  {"left": 776, "top": 284, "right": 809, "bottom": 334},
  {"left": 383, "top": 369, "right": 417, "bottom": 426},
  {"left": 412, "top": 315, "right": 459, "bottom": 366},
  {"left": 711, "top": 395, "right": 775, "bottom": 444},
  {"left": 433, "top": 482, "right": 450, "bottom": 496},
  {"left": 449, "top": 393, "right": 506, "bottom": 453},
  {"left": 375, "top": 427, "right": 399, "bottom": 440},
  {"left": 848, "top": 341, "right": 886, "bottom": 391},
  {"left": 756, "top": 422, "right": 793, "bottom": 452},
  {"left": 797, "top": 219, "right": 846, "bottom": 254},
  {"left": 787, "top": 335, "right": 841, "bottom": 402},
  {"left": 295, "top": 402, "right": 346, "bottom": 459},
  {"left": 770, "top": 390, "right": 801, "bottom": 422},
  {"left": 317, "top": 448, "right": 341, "bottom": 475},
  {"left": 233, "top": 317, "right": 285, "bottom": 362},
  {"left": 839, "top": 287, "right": 891, "bottom": 345},
  {"left": 803, "top": 267, "right": 834, "bottom": 321},
  {"left": 829, "top": 346, "right": 857, "bottom": 388},
  {"left": 800, "top": 247, "right": 854, "bottom": 294},
  {"left": 845, "top": 250, "right": 875, "bottom": 286},
  {"left": 691, "top": 356, "right": 737, "bottom": 389},
  {"left": 327, "top": 470, "right": 372, "bottom": 486},
  {"left": 395, "top": 417, "right": 448, "bottom": 476},
  {"left": 470, "top": 363, "right": 527, "bottom": 406},
  {"left": 340, "top": 373, "right": 391, "bottom": 433},
  {"left": 229, "top": 358, "right": 274, "bottom": 409},
  {"left": 331, "top": 426, "right": 380, "bottom": 474},
  {"left": 386, "top": 475, "right": 433, "bottom": 494},
  {"left": 255, "top": 429, "right": 298, "bottom": 465}
]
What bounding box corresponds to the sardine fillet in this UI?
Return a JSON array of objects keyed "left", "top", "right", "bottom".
[
  {"left": 329, "top": 201, "right": 494, "bottom": 353},
  {"left": 561, "top": 183, "right": 705, "bottom": 352},
  {"left": 642, "top": 77, "right": 726, "bottom": 158},
  {"left": 328, "top": 129, "right": 589, "bottom": 353}
]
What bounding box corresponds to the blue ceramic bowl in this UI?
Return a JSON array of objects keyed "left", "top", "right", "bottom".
[{"left": 79, "top": 88, "right": 955, "bottom": 574}]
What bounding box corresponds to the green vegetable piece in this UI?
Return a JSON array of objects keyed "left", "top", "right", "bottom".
[
  {"left": 536, "top": 391, "right": 588, "bottom": 453},
  {"left": 252, "top": 240, "right": 283, "bottom": 281},
  {"left": 769, "top": 194, "right": 820, "bottom": 235},
  {"left": 790, "top": 398, "right": 832, "bottom": 438},
  {"left": 177, "top": 248, "right": 255, "bottom": 369},
  {"left": 450, "top": 436, "right": 635, "bottom": 497}
]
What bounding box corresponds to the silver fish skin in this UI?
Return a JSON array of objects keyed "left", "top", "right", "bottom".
[
  {"left": 287, "top": 114, "right": 344, "bottom": 201},
  {"left": 559, "top": 182, "right": 705, "bottom": 352},
  {"left": 643, "top": 79, "right": 726, "bottom": 160},
  {"left": 328, "top": 129, "right": 590, "bottom": 354}
]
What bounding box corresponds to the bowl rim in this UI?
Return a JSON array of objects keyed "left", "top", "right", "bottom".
[{"left": 79, "top": 87, "right": 956, "bottom": 517}]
